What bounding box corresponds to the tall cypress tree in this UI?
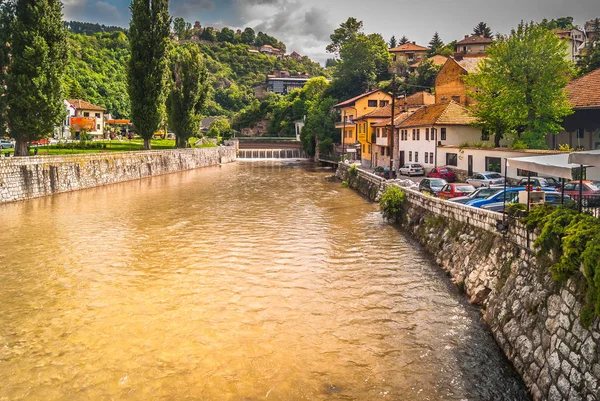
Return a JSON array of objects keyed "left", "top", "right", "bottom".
[
  {"left": 166, "top": 44, "right": 208, "bottom": 148},
  {"left": 128, "top": 0, "right": 171, "bottom": 150},
  {"left": 4, "top": 0, "right": 68, "bottom": 156}
]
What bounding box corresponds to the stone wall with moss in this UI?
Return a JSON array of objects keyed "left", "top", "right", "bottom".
[
  {"left": 336, "top": 163, "right": 600, "bottom": 401},
  {"left": 0, "top": 147, "right": 236, "bottom": 204}
]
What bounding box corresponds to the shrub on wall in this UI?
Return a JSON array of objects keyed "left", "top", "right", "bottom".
[{"left": 379, "top": 185, "right": 407, "bottom": 221}]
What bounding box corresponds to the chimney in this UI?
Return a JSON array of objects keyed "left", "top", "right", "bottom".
[
  {"left": 412, "top": 41, "right": 416, "bottom": 44},
  {"left": 464, "top": 35, "right": 469, "bottom": 39}
]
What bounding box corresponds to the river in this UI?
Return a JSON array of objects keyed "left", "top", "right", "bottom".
[{"left": 0, "top": 161, "right": 529, "bottom": 400}]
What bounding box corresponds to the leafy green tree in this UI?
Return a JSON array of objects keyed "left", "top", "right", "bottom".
[
  {"left": 217, "top": 27, "right": 235, "bottom": 43},
  {"left": 326, "top": 17, "right": 363, "bottom": 56},
  {"left": 302, "top": 95, "right": 338, "bottom": 158},
  {"left": 64, "top": 20, "right": 124, "bottom": 35},
  {"left": 173, "top": 17, "right": 191, "bottom": 40},
  {"left": 241, "top": 27, "right": 255, "bottom": 45},
  {"left": 128, "top": 0, "right": 171, "bottom": 150},
  {"left": 406, "top": 58, "right": 441, "bottom": 94},
  {"left": 207, "top": 118, "right": 233, "bottom": 139},
  {"left": 428, "top": 32, "right": 444, "bottom": 56},
  {"left": 465, "top": 22, "right": 574, "bottom": 149},
  {"left": 200, "top": 27, "right": 216, "bottom": 41},
  {"left": 167, "top": 44, "right": 209, "bottom": 148},
  {"left": 579, "top": 19, "right": 600, "bottom": 74},
  {"left": 540, "top": 16, "right": 575, "bottom": 30},
  {"left": 325, "top": 58, "right": 337, "bottom": 68},
  {"left": 439, "top": 40, "right": 457, "bottom": 57},
  {"left": 255, "top": 31, "right": 278, "bottom": 47},
  {"left": 389, "top": 35, "right": 397, "bottom": 48},
  {"left": 0, "top": 0, "right": 13, "bottom": 136},
  {"left": 3, "top": 0, "right": 68, "bottom": 156},
  {"left": 473, "top": 22, "right": 493, "bottom": 38},
  {"left": 398, "top": 35, "right": 409, "bottom": 45}
]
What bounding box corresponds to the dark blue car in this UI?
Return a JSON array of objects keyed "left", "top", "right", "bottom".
[{"left": 466, "top": 187, "right": 556, "bottom": 208}]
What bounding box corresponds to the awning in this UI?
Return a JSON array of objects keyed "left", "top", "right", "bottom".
[
  {"left": 507, "top": 153, "right": 586, "bottom": 180},
  {"left": 568, "top": 150, "right": 600, "bottom": 167}
]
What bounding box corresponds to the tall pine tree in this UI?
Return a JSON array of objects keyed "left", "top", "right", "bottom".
[
  {"left": 389, "top": 35, "right": 397, "bottom": 49},
  {"left": 3, "top": 0, "right": 68, "bottom": 156},
  {"left": 398, "top": 35, "right": 409, "bottom": 45},
  {"left": 128, "top": 0, "right": 171, "bottom": 150},
  {"left": 428, "top": 32, "right": 444, "bottom": 57},
  {"left": 473, "top": 22, "right": 493, "bottom": 38}
]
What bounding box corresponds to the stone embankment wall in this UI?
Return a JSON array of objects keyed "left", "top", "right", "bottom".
[
  {"left": 0, "top": 147, "right": 236, "bottom": 204},
  {"left": 336, "top": 163, "right": 600, "bottom": 401}
]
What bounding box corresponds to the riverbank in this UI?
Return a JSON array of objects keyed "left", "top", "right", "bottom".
[
  {"left": 0, "top": 147, "right": 236, "bottom": 204},
  {"left": 335, "top": 163, "right": 600, "bottom": 401}
]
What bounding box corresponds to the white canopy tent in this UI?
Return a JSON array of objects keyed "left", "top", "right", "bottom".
[
  {"left": 568, "top": 150, "right": 600, "bottom": 167},
  {"left": 506, "top": 153, "right": 585, "bottom": 180}
]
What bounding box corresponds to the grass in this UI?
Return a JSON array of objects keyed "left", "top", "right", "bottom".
[{"left": 1, "top": 139, "right": 217, "bottom": 156}]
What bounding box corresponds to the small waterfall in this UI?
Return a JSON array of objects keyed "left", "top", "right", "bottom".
[{"left": 238, "top": 149, "right": 309, "bottom": 160}]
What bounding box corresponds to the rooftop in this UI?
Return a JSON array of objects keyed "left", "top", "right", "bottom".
[
  {"left": 389, "top": 43, "right": 430, "bottom": 52},
  {"left": 404, "top": 91, "right": 436, "bottom": 106},
  {"left": 566, "top": 67, "right": 600, "bottom": 109},
  {"left": 410, "top": 55, "right": 448, "bottom": 68},
  {"left": 334, "top": 89, "right": 384, "bottom": 109},
  {"left": 67, "top": 99, "right": 106, "bottom": 112},
  {"left": 457, "top": 57, "right": 487, "bottom": 73},
  {"left": 456, "top": 35, "right": 494, "bottom": 46},
  {"left": 396, "top": 101, "right": 477, "bottom": 128}
]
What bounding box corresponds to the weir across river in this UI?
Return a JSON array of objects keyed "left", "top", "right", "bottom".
[{"left": 237, "top": 138, "right": 309, "bottom": 159}]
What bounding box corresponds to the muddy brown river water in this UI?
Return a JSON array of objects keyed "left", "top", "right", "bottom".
[{"left": 0, "top": 161, "right": 530, "bottom": 400}]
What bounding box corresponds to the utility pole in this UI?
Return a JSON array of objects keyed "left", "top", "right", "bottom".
[
  {"left": 389, "top": 74, "right": 397, "bottom": 179},
  {"left": 342, "top": 110, "right": 346, "bottom": 162}
]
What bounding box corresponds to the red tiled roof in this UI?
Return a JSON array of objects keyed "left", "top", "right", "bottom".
[
  {"left": 67, "top": 99, "right": 106, "bottom": 112},
  {"left": 389, "top": 43, "right": 430, "bottom": 52},
  {"left": 410, "top": 55, "right": 448, "bottom": 68},
  {"left": 396, "top": 101, "right": 477, "bottom": 128},
  {"left": 334, "top": 89, "right": 383, "bottom": 108},
  {"left": 566, "top": 68, "right": 600, "bottom": 109},
  {"left": 404, "top": 91, "right": 435, "bottom": 106},
  {"left": 456, "top": 35, "right": 494, "bottom": 46}
]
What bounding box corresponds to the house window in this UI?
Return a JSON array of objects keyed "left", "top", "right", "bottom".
[
  {"left": 485, "top": 157, "right": 502, "bottom": 173},
  {"left": 481, "top": 129, "right": 490, "bottom": 141},
  {"left": 83, "top": 112, "right": 89, "bottom": 117},
  {"left": 368, "top": 144, "right": 371, "bottom": 153},
  {"left": 368, "top": 100, "right": 378, "bottom": 107},
  {"left": 426, "top": 128, "right": 429, "bottom": 141},
  {"left": 96, "top": 124, "right": 100, "bottom": 130},
  {"left": 440, "top": 128, "right": 447, "bottom": 141},
  {"left": 425, "top": 152, "right": 429, "bottom": 163},
  {"left": 452, "top": 96, "right": 461, "bottom": 103},
  {"left": 415, "top": 152, "right": 419, "bottom": 162},
  {"left": 409, "top": 151, "right": 413, "bottom": 162},
  {"left": 412, "top": 129, "right": 416, "bottom": 140},
  {"left": 446, "top": 153, "right": 458, "bottom": 166},
  {"left": 380, "top": 100, "right": 389, "bottom": 107},
  {"left": 416, "top": 129, "right": 420, "bottom": 140},
  {"left": 577, "top": 128, "right": 585, "bottom": 139},
  {"left": 95, "top": 113, "right": 101, "bottom": 118},
  {"left": 430, "top": 152, "right": 434, "bottom": 164}
]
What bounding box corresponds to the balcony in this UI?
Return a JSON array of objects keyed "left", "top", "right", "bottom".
[
  {"left": 335, "top": 119, "right": 355, "bottom": 129},
  {"left": 376, "top": 134, "right": 389, "bottom": 147}
]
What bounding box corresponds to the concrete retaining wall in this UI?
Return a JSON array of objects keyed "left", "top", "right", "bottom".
[
  {"left": 336, "top": 163, "right": 600, "bottom": 401},
  {"left": 0, "top": 147, "right": 236, "bottom": 204}
]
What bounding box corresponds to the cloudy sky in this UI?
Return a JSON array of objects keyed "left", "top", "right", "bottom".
[{"left": 63, "top": 0, "right": 599, "bottom": 63}]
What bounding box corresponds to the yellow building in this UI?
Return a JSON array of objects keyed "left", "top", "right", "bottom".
[{"left": 334, "top": 89, "right": 392, "bottom": 166}]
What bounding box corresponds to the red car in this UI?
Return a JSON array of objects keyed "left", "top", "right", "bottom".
[
  {"left": 427, "top": 166, "right": 457, "bottom": 182},
  {"left": 437, "top": 183, "right": 476, "bottom": 200},
  {"left": 31, "top": 139, "right": 50, "bottom": 146},
  {"left": 562, "top": 181, "right": 600, "bottom": 207}
]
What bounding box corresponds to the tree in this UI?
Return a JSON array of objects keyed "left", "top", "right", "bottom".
[
  {"left": 398, "top": 35, "right": 409, "bottom": 45},
  {"left": 207, "top": 118, "right": 233, "bottom": 139},
  {"left": 173, "top": 17, "right": 191, "bottom": 40},
  {"left": 3, "top": 0, "right": 68, "bottom": 156},
  {"left": 217, "top": 27, "right": 235, "bottom": 43},
  {"left": 406, "top": 58, "right": 441, "bottom": 94},
  {"left": 325, "top": 58, "right": 337, "bottom": 68},
  {"left": 465, "top": 22, "right": 574, "bottom": 149},
  {"left": 166, "top": 44, "right": 208, "bottom": 148},
  {"left": 326, "top": 17, "right": 363, "bottom": 56},
  {"left": 579, "top": 19, "right": 600, "bottom": 74},
  {"left": 241, "top": 27, "right": 255, "bottom": 45},
  {"left": 539, "top": 16, "right": 575, "bottom": 30},
  {"left": 473, "top": 22, "right": 493, "bottom": 38},
  {"left": 200, "top": 27, "right": 215, "bottom": 41},
  {"left": 389, "top": 35, "right": 397, "bottom": 49},
  {"left": 428, "top": 32, "right": 444, "bottom": 57},
  {"left": 0, "top": 0, "right": 13, "bottom": 137},
  {"left": 128, "top": 0, "right": 171, "bottom": 150}
]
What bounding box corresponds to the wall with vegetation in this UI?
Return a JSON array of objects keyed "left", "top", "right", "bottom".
[
  {"left": 0, "top": 147, "right": 236, "bottom": 204},
  {"left": 336, "top": 163, "right": 600, "bottom": 401}
]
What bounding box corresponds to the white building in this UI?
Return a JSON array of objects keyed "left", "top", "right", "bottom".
[
  {"left": 67, "top": 99, "right": 107, "bottom": 139},
  {"left": 395, "top": 101, "right": 492, "bottom": 169}
]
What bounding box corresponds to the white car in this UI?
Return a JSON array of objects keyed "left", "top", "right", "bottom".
[
  {"left": 0, "top": 139, "right": 14, "bottom": 149},
  {"left": 466, "top": 172, "right": 506, "bottom": 188},
  {"left": 399, "top": 163, "right": 425, "bottom": 176}
]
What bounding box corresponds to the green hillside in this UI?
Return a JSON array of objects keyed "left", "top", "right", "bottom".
[{"left": 63, "top": 22, "right": 329, "bottom": 120}]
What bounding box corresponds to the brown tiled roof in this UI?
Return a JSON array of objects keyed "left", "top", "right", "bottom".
[
  {"left": 410, "top": 55, "right": 448, "bottom": 68},
  {"left": 372, "top": 111, "right": 412, "bottom": 127},
  {"left": 456, "top": 35, "right": 494, "bottom": 46},
  {"left": 396, "top": 101, "right": 477, "bottom": 128},
  {"left": 67, "top": 99, "right": 106, "bottom": 112},
  {"left": 457, "top": 57, "right": 487, "bottom": 73},
  {"left": 389, "top": 43, "right": 429, "bottom": 52},
  {"left": 566, "top": 68, "right": 600, "bottom": 109},
  {"left": 334, "top": 89, "right": 383, "bottom": 108},
  {"left": 354, "top": 103, "right": 403, "bottom": 120}
]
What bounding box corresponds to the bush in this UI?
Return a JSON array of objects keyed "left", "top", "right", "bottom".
[{"left": 379, "top": 185, "right": 407, "bottom": 221}]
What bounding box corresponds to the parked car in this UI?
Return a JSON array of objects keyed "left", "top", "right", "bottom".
[
  {"left": 561, "top": 181, "right": 600, "bottom": 207},
  {"left": 419, "top": 178, "right": 448, "bottom": 195},
  {"left": 0, "top": 139, "right": 14, "bottom": 149},
  {"left": 449, "top": 186, "right": 505, "bottom": 204},
  {"left": 31, "top": 138, "right": 50, "bottom": 146},
  {"left": 426, "top": 166, "right": 457, "bottom": 182},
  {"left": 399, "top": 163, "right": 425, "bottom": 176},
  {"left": 466, "top": 172, "right": 506, "bottom": 188},
  {"left": 373, "top": 166, "right": 396, "bottom": 179},
  {"left": 481, "top": 193, "right": 575, "bottom": 213},
  {"left": 517, "top": 177, "right": 561, "bottom": 189},
  {"left": 437, "top": 183, "right": 476, "bottom": 200},
  {"left": 466, "top": 186, "right": 556, "bottom": 208}
]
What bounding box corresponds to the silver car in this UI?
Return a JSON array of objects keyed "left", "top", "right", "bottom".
[
  {"left": 466, "top": 172, "right": 505, "bottom": 188},
  {"left": 0, "top": 139, "right": 14, "bottom": 149},
  {"left": 399, "top": 163, "right": 425, "bottom": 176}
]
